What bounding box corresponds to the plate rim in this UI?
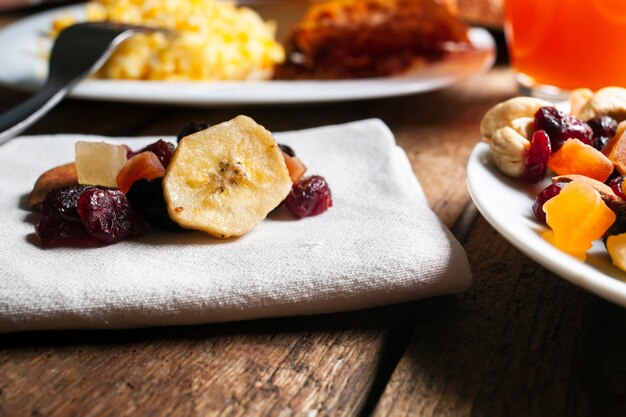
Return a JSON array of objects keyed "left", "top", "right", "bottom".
[
  {"left": 467, "top": 141, "right": 626, "bottom": 308},
  {"left": 0, "top": 3, "right": 496, "bottom": 105}
]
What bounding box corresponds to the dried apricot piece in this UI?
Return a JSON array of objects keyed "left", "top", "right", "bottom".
[
  {"left": 606, "top": 232, "right": 626, "bottom": 272},
  {"left": 542, "top": 180, "right": 616, "bottom": 258},
  {"left": 547, "top": 139, "right": 614, "bottom": 182},
  {"left": 116, "top": 151, "right": 166, "bottom": 194}
]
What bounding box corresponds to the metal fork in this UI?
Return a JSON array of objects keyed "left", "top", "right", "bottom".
[{"left": 0, "top": 22, "right": 163, "bottom": 145}]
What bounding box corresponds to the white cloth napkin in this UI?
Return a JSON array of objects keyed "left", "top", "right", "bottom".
[{"left": 0, "top": 119, "right": 471, "bottom": 332}]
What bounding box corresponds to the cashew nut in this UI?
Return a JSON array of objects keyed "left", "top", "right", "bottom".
[
  {"left": 509, "top": 117, "right": 534, "bottom": 139},
  {"left": 480, "top": 97, "right": 551, "bottom": 140},
  {"left": 578, "top": 87, "right": 626, "bottom": 122},
  {"left": 489, "top": 126, "right": 530, "bottom": 177}
]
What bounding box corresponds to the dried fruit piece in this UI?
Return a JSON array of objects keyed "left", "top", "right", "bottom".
[
  {"left": 609, "top": 176, "right": 626, "bottom": 201},
  {"left": 547, "top": 139, "right": 614, "bottom": 183},
  {"left": 542, "top": 180, "right": 616, "bottom": 257},
  {"left": 605, "top": 129, "right": 626, "bottom": 175},
  {"left": 133, "top": 139, "right": 176, "bottom": 168},
  {"left": 606, "top": 232, "right": 626, "bottom": 272},
  {"left": 524, "top": 130, "right": 551, "bottom": 182},
  {"left": 534, "top": 106, "right": 593, "bottom": 150},
  {"left": 38, "top": 185, "right": 95, "bottom": 221},
  {"left": 532, "top": 182, "right": 566, "bottom": 223},
  {"left": 282, "top": 152, "right": 307, "bottom": 184},
  {"left": 77, "top": 188, "right": 142, "bottom": 243},
  {"left": 35, "top": 215, "right": 86, "bottom": 244},
  {"left": 177, "top": 121, "right": 210, "bottom": 143},
  {"left": 278, "top": 144, "right": 296, "bottom": 157},
  {"left": 163, "top": 115, "right": 292, "bottom": 238},
  {"left": 569, "top": 88, "right": 593, "bottom": 117},
  {"left": 126, "top": 178, "right": 185, "bottom": 232},
  {"left": 75, "top": 141, "right": 128, "bottom": 187},
  {"left": 587, "top": 115, "right": 618, "bottom": 151},
  {"left": 116, "top": 151, "right": 166, "bottom": 194},
  {"left": 28, "top": 162, "right": 78, "bottom": 207},
  {"left": 285, "top": 175, "right": 333, "bottom": 218}
]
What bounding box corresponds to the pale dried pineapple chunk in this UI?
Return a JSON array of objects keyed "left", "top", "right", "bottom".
[
  {"left": 163, "top": 116, "right": 292, "bottom": 238},
  {"left": 75, "top": 141, "right": 128, "bottom": 187}
]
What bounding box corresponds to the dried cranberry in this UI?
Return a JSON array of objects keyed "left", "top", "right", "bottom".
[
  {"left": 38, "top": 185, "right": 95, "bottom": 222},
  {"left": 534, "top": 106, "right": 593, "bottom": 150},
  {"left": 532, "top": 182, "right": 567, "bottom": 223},
  {"left": 285, "top": 175, "right": 332, "bottom": 218},
  {"left": 587, "top": 115, "right": 618, "bottom": 151},
  {"left": 35, "top": 215, "right": 86, "bottom": 244},
  {"left": 76, "top": 188, "right": 143, "bottom": 243},
  {"left": 524, "top": 130, "right": 551, "bottom": 183},
  {"left": 134, "top": 139, "right": 176, "bottom": 168},
  {"left": 177, "top": 121, "right": 210, "bottom": 143},
  {"left": 127, "top": 178, "right": 185, "bottom": 232},
  {"left": 278, "top": 143, "right": 296, "bottom": 157},
  {"left": 609, "top": 176, "right": 626, "bottom": 200}
]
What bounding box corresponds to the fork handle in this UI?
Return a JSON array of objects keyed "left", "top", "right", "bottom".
[{"left": 0, "top": 82, "right": 70, "bottom": 146}]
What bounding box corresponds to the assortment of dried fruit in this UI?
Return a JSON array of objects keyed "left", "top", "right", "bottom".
[
  {"left": 30, "top": 116, "right": 332, "bottom": 246},
  {"left": 481, "top": 87, "right": 626, "bottom": 270}
]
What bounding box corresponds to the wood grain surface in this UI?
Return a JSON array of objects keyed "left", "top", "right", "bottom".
[{"left": 2, "top": 7, "right": 625, "bottom": 416}]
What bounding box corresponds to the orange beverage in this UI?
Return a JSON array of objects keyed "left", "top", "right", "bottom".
[{"left": 504, "top": 0, "right": 626, "bottom": 98}]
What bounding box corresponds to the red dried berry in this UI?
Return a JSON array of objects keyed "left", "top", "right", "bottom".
[
  {"left": 278, "top": 143, "right": 296, "bottom": 157},
  {"left": 76, "top": 188, "right": 143, "bottom": 243},
  {"left": 133, "top": 139, "right": 176, "bottom": 168},
  {"left": 35, "top": 215, "right": 86, "bottom": 244},
  {"left": 38, "top": 185, "right": 95, "bottom": 221},
  {"left": 532, "top": 182, "right": 567, "bottom": 223},
  {"left": 177, "top": 121, "right": 210, "bottom": 143},
  {"left": 588, "top": 115, "right": 618, "bottom": 151},
  {"left": 285, "top": 175, "right": 332, "bottom": 218},
  {"left": 126, "top": 177, "right": 185, "bottom": 232},
  {"left": 609, "top": 176, "right": 626, "bottom": 200},
  {"left": 534, "top": 106, "right": 593, "bottom": 150},
  {"left": 524, "top": 130, "right": 551, "bottom": 183}
]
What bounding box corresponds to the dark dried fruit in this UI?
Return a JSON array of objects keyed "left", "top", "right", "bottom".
[
  {"left": 587, "top": 115, "right": 618, "bottom": 151},
  {"left": 278, "top": 143, "right": 296, "bottom": 157},
  {"left": 35, "top": 215, "right": 86, "bottom": 244},
  {"left": 76, "top": 188, "right": 143, "bottom": 243},
  {"left": 134, "top": 139, "right": 176, "bottom": 168},
  {"left": 285, "top": 175, "right": 332, "bottom": 218},
  {"left": 524, "top": 130, "right": 551, "bottom": 183},
  {"left": 534, "top": 106, "right": 593, "bottom": 150},
  {"left": 177, "top": 121, "right": 210, "bottom": 143},
  {"left": 38, "top": 185, "right": 95, "bottom": 221},
  {"left": 127, "top": 178, "right": 185, "bottom": 232},
  {"left": 532, "top": 182, "right": 567, "bottom": 223},
  {"left": 609, "top": 176, "right": 626, "bottom": 200}
]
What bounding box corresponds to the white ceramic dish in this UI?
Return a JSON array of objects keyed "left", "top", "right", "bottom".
[
  {"left": 467, "top": 142, "right": 626, "bottom": 307},
  {"left": 0, "top": 4, "right": 496, "bottom": 106}
]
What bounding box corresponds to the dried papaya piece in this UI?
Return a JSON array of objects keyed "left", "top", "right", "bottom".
[
  {"left": 542, "top": 180, "right": 616, "bottom": 258},
  {"left": 606, "top": 232, "right": 626, "bottom": 272},
  {"left": 547, "top": 139, "right": 614, "bottom": 182}
]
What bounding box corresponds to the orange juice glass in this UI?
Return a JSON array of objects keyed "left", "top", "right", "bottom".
[{"left": 504, "top": 0, "right": 626, "bottom": 99}]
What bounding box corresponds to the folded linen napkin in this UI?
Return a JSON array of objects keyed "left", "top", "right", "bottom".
[{"left": 0, "top": 119, "right": 471, "bottom": 333}]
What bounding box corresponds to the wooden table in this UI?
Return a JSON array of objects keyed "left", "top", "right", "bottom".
[{"left": 2, "top": 9, "right": 626, "bottom": 417}]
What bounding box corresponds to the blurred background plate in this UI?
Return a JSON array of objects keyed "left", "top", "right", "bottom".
[{"left": 0, "top": 3, "right": 496, "bottom": 106}]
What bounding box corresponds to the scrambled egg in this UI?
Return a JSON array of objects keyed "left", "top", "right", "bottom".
[{"left": 53, "top": 0, "right": 285, "bottom": 81}]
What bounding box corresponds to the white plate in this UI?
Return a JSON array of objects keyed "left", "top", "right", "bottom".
[
  {"left": 467, "top": 142, "right": 626, "bottom": 307},
  {"left": 0, "top": 4, "right": 496, "bottom": 105}
]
